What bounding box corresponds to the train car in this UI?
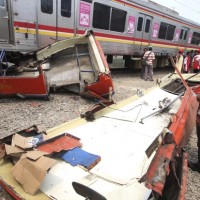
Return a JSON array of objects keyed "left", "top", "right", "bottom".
[{"left": 1, "top": 0, "right": 200, "bottom": 68}]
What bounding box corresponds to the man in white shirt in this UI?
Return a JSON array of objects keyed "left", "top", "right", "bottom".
[{"left": 143, "top": 46, "right": 155, "bottom": 81}]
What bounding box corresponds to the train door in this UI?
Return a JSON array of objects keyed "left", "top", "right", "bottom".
[
  {"left": 37, "top": 0, "right": 57, "bottom": 47},
  {"left": 37, "top": 0, "right": 75, "bottom": 47},
  {"left": 0, "top": 0, "right": 10, "bottom": 43},
  {"left": 135, "top": 13, "right": 153, "bottom": 52},
  {"left": 57, "top": 0, "right": 75, "bottom": 39},
  {"left": 178, "top": 27, "right": 190, "bottom": 49}
]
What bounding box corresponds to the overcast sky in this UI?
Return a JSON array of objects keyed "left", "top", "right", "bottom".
[{"left": 151, "top": 0, "right": 200, "bottom": 24}]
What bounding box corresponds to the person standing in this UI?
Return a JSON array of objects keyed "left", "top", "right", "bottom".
[
  {"left": 143, "top": 46, "right": 155, "bottom": 81},
  {"left": 189, "top": 50, "right": 195, "bottom": 73},
  {"left": 192, "top": 49, "right": 200, "bottom": 73},
  {"left": 141, "top": 48, "right": 147, "bottom": 79},
  {"left": 182, "top": 51, "right": 191, "bottom": 73},
  {"left": 175, "top": 49, "right": 184, "bottom": 73}
]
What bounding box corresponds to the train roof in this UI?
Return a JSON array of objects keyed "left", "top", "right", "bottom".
[{"left": 125, "top": 0, "right": 200, "bottom": 28}]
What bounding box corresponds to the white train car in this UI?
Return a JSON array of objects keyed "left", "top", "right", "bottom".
[{"left": 1, "top": 0, "right": 200, "bottom": 67}]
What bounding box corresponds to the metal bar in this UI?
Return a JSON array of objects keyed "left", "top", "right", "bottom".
[
  {"left": 77, "top": 53, "right": 90, "bottom": 57},
  {"left": 35, "top": 0, "right": 39, "bottom": 48},
  {"left": 75, "top": 45, "right": 81, "bottom": 81},
  {"left": 140, "top": 93, "right": 183, "bottom": 124},
  {"left": 173, "top": 85, "right": 185, "bottom": 93}
]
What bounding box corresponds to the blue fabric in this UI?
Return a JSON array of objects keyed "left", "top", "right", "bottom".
[{"left": 60, "top": 147, "right": 100, "bottom": 169}]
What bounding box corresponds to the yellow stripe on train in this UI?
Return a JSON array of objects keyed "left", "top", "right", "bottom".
[{"left": 15, "top": 28, "right": 180, "bottom": 49}]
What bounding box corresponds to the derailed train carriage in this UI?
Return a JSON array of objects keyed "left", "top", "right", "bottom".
[{"left": 1, "top": 0, "right": 200, "bottom": 68}]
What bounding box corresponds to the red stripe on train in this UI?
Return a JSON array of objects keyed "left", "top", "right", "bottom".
[
  {"left": 14, "top": 21, "right": 198, "bottom": 50},
  {"left": 14, "top": 21, "right": 74, "bottom": 34}
]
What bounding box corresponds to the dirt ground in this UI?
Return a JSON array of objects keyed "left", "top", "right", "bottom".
[{"left": 0, "top": 69, "right": 199, "bottom": 200}]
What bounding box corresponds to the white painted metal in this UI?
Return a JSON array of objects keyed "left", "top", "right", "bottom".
[{"left": 40, "top": 87, "right": 181, "bottom": 200}]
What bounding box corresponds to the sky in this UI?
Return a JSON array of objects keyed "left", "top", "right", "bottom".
[{"left": 151, "top": 0, "right": 200, "bottom": 24}]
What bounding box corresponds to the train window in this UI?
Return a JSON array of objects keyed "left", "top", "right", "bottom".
[
  {"left": 110, "top": 8, "right": 126, "bottom": 32},
  {"left": 93, "top": 3, "right": 110, "bottom": 30},
  {"left": 41, "top": 0, "right": 53, "bottom": 14},
  {"left": 196, "top": 33, "right": 200, "bottom": 45},
  {"left": 191, "top": 32, "right": 198, "bottom": 45},
  {"left": 180, "top": 29, "right": 184, "bottom": 39},
  {"left": 184, "top": 30, "right": 188, "bottom": 40},
  {"left": 158, "top": 22, "right": 167, "bottom": 39},
  {"left": 166, "top": 25, "right": 175, "bottom": 40},
  {"left": 191, "top": 34, "right": 195, "bottom": 44},
  {"left": 145, "top": 19, "right": 151, "bottom": 33},
  {"left": 61, "top": 0, "right": 71, "bottom": 17},
  {"left": 137, "top": 17, "right": 143, "bottom": 32},
  {"left": 158, "top": 22, "right": 175, "bottom": 40},
  {"left": 0, "top": 0, "right": 4, "bottom": 7}
]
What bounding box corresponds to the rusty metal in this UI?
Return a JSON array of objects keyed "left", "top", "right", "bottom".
[
  {"left": 177, "top": 152, "right": 188, "bottom": 200},
  {"left": 37, "top": 133, "right": 82, "bottom": 154},
  {"left": 144, "top": 86, "right": 199, "bottom": 197},
  {"left": 145, "top": 143, "right": 175, "bottom": 195},
  {"left": 81, "top": 100, "right": 114, "bottom": 121}
]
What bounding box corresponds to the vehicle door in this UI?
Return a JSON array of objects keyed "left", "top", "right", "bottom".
[
  {"left": 37, "top": 0, "right": 57, "bottom": 47},
  {"left": 57, "top": 0, "right": 75, "bottom": 39},
  {"left": 177, "top": 27, "right": 190, "bottom": 49},
  {"left": 0, "top": 0, "right": 10, "bottom": 43},
  {"left": 135, "top": 13, "right": 153, "bottom": 52}
]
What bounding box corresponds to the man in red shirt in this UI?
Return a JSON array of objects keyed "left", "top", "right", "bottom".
[{"left": 192, "top": 49, "right": 200, "bottom": 73}]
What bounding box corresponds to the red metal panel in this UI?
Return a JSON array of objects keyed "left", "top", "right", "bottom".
[
  {"left": 177, "top": 152, "right": 188, "bottom": 200},
  {"left": 145, "top": 87, "right": 199, "bottom": 196},
  {"left": 145, "top": 144, "right": 175, "bottom": 195},
  {"left": 0, "top": 71, "right": 48, "bottom": 97},
  {"left": 37, "top": 134, "right": 82, "bottom": 154},
  {"left": 84, "top": 33, "right": 114, "bottom": 98},
  {"left": 85, "top": 74, "right": 114, "bottom": 98},
  {"left": 169, "top": 88, "right": 198, "bottom": 145}
]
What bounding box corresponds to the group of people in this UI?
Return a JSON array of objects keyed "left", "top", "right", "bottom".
[
  {"left": 140, "top": 47, "right": 200, "bottom": 82},
  {"left": 176, "top": 49, "right": 200, "bottom": 74}
]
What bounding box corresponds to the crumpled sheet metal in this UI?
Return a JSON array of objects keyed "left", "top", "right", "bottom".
[
  {"left": 37, "top": 31, "right": 114, "bottom": 100},
  {"left": 145, "top": 144, "right": 175, "bottom": 195},
  {"left": 144, "top": 87, "right": 199, "bottom": 197},
  {"left": 37, "top": 133, "right": 82, "bottom": 154},
  {"left": 177, "top": 152, "right": 188, "bottom": 200},
  {"left": 170, "top": 88, "right": 198, "bottom": 146}
]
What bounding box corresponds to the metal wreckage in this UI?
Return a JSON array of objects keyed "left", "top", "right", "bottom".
[
  {"left": 0, "top": 31, "right": 114, "bottom": 101},
  {"left": 1, "top": 42, "right": 200, "bottom": 199}
]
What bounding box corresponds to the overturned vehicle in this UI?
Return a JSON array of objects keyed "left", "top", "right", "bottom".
[{"left": 0, "top": 31, "right": 114, "bottom": 100}]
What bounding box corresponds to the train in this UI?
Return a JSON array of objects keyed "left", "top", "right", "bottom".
[{"left": 1, "top": 0, "right": 200, "bottom": 68}]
